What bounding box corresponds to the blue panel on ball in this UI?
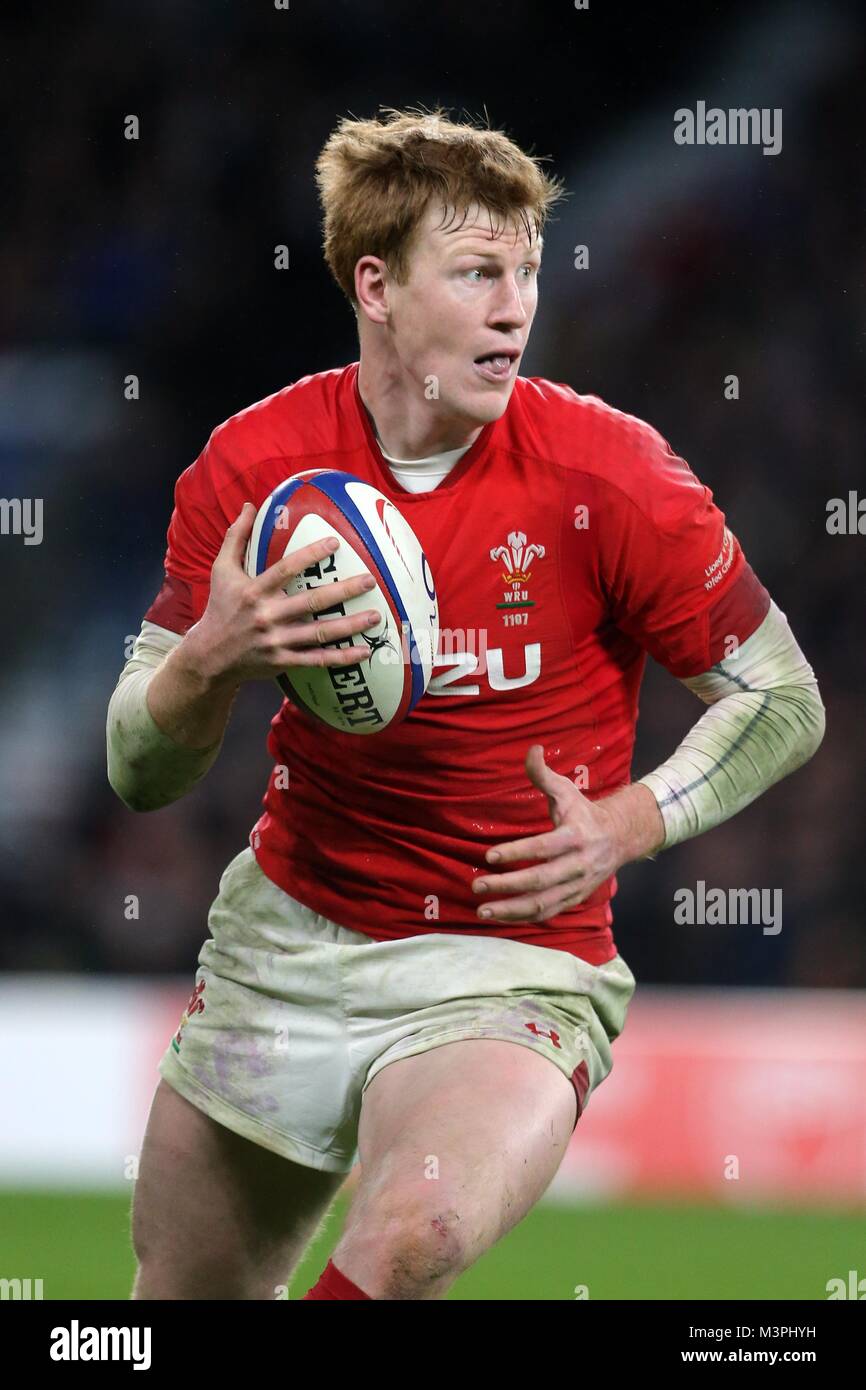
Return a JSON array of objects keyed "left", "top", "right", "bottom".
[
  {"left": 253, "top": 475, "right": 308, "bottom": 578},
  {"left": 306, "top": 472, "right": 426, "bottom": 712}
]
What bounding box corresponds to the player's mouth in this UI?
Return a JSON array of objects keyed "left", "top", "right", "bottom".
[{"left": 472, "top": 349, "right": 519, "bottom": 383}]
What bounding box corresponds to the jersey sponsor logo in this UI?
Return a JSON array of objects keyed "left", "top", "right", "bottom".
[
  {"left": 427, "top": 642, "right": 541, "bottom": 696},
  {"left": 490, "top": 529, "right": 545, "bottom": 611}
]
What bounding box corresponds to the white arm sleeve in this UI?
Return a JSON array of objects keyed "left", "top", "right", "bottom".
[
  {"left": 106, "top": 620, "right": 223, "bottom": 812},
  {"left": 637, "top": 600, "right": 825, "bottom": 850}
]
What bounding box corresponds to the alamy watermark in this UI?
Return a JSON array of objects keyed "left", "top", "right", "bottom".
[
  {"left": 674, "top": 880, "right": 782, "bottom": 935},
  {"left": 0, "top": 498, "right": 43, "bottom": 545},
  {"left": 674, "top": 102, "right": 782, "bottom": 157},
  {"left": 50, "top": 1322, "right": 151, "bottom": 1369},
  {"left": 1, "top": 1276, "right": 44, "bottom": 1299}
]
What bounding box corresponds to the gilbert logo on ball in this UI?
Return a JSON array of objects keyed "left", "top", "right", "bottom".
[{"left": 245, "top": 470, "right": 438, "bottom": 734}]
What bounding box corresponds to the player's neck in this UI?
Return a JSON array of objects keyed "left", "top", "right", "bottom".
[{"left": 356, "top": 358, "right": 483, "bottom": 461}]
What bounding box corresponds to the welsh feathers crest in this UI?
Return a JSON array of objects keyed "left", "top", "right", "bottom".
[{"left": 489, "top": 530, "right": 546, "bottom": 583}]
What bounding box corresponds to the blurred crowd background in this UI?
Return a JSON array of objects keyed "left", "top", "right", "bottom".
[{"left": 1, "top": 0, "right": 862, "bottom": 987}]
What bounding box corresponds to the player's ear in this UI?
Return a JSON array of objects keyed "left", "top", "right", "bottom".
[{"left": 355, "top": 255, "right": 391, "bottom": 325}]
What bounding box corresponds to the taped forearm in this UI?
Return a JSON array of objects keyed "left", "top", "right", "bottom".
[
  {"left": 106, "top": 622, "right": 223, "bottom": 812},
  {"left": 637, "top": 601, "right": 826, "bottom": 849}
]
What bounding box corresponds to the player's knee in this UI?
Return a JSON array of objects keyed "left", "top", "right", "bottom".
[
  {"left": 349, "top": 1190, "right": 470, "bottom": 1296},
  {"left": 379, "top": 1218, "right": 466, "bottom": 1297}
]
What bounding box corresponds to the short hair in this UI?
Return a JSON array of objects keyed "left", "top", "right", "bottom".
[{"left": 315, "top": 106, "right": 565, "bottom": 306}]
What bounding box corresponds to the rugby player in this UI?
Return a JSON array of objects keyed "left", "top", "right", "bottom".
[{"left": 107, "top": 108, "right": 825, "bottom": 1301}]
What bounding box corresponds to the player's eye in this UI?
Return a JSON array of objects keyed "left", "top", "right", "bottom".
[{"left": 464, "top": 267, "right": 488, "bottom": 282}]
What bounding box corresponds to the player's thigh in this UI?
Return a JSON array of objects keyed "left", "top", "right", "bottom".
[
  {"left": 132, "top": 1079, "right": 345, "bottom": 1284},
  {"left": 349, "top": 1039, "right": 576, "bottom": 1255}
]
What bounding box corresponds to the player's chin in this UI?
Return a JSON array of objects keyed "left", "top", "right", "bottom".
[{"left": 460, "top": 377, "right": 518, "bottom": 423}]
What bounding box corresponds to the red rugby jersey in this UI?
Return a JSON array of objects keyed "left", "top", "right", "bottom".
[{"left": 144, "top": 362, "right": 770, "bottom": 964}]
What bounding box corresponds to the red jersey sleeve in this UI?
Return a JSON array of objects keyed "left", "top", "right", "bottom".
[
  {"left": 597, "top": 424, "right": 771, "bottom": 677},
  {"left": 144, "top": 428, "right": 248, "bottom": 635}
]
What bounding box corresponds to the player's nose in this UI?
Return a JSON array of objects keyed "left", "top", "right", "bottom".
[{"left": 488, "top": 275, "right": 530, "bottom": 332}]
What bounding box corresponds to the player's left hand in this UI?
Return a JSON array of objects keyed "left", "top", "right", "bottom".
[{"left": 471, "top": 744, "right": 634, "bottom": 924}]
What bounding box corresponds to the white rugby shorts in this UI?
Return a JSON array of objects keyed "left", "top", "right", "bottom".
[{"left": 158, "top": 847, "right": 636, "bottom": 1173}]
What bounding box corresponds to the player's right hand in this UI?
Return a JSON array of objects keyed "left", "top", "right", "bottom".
[{"left": 182, "top": 502, "right": 382, "bottom": 686}]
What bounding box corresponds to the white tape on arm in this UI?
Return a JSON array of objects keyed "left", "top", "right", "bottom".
[
  {"left": 106, "top": 620, "right": 223, "bottom": 811},
  {"left": 637, "top": 600, "right": 826, "bottom": 849}
]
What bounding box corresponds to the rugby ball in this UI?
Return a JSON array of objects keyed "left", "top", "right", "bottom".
[{"left": 244, "top": 470, "right": 438, "bottom": 734}]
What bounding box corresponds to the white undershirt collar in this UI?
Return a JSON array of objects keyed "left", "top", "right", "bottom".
[{"left": 376, "top": 436, "right": 473, "bottom": 494}]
